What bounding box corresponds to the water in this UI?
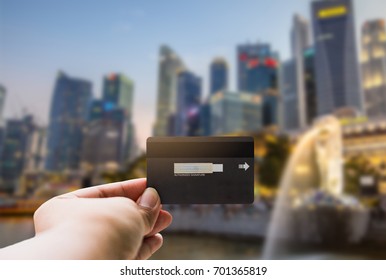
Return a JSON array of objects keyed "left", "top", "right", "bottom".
[
  {"left": 1, "top": 217, "right": 386, "bottom": 259},
  {"left": 0, "top": 217, "right": 35, "bottom": 248},
  {"left": 151, "top": 233, "right": 262, "bottom": 260},
  {"left": 0, "top": 217, "right": 262, "bottom": 259}
]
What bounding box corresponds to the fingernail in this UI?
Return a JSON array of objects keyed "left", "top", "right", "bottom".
[{"left": 139, "top": 188, "right": 159, "bottom": 209}]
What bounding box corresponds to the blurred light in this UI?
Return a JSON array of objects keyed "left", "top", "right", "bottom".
[
  {"left": 265, "top": 57, "right": 277, "bottom": 68},
  {"left": 318, "top": 6, "right": 347, "bottom": 19},
  {"left": 248, "top": 58, "right": 259, "bottom": 68}
]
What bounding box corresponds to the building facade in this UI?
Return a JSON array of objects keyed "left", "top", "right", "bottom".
[
  {"left": 45, "top": 71, "right": 92, "bottom": 171},
  {"left": 174, "top": 71, "right": 202, "bottom": 136},
  {"left": 291, "top": 14, "right": 311, "bottom": 129},
  {"left": 311, "top": 0, "right": 363, "bottom": 115},
  {"left": 303, "top": 47, "right": 318, "bottom": 125},
  {"left": 0, "top": 85, "right": 6, "bottom": 160},
  {"left": 281, "top": 59, "right": 299, "bottom": 130},
  {"left": 210, "top": 58, "right": 228, "bottom": 95},
  {"left": 210, "top": 91, "right": 262, "bottom": 135},
  {"left": 0, "top": 85, "right": 6, "bottom": 127},
  {"left": 153, "top": 45, "right": 185, "bottom": 136},
  {"left": 361, "top": 19, "right": 386, "bottom": 118},
  {"left": 237, "top": 42, "right": 280, "bottom": 127},
  {"left": 199, "top": 102, "right": 211, "bottom": 136},
  {"left": 0, "top": 115, "right": 35, "bottom": 194},
  {"left": 81, "top": 100, "right": 127, "bottom": 172},
  {"left": 102, "top": 73, "right": 135, "bottom": 162}
]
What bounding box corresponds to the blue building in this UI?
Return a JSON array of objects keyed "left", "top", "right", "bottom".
[
  {"left": 199, "top": 102, "right": 211, "bottom": 136},
  {"left": 303, "top": 47, "right": 318, "bottom": 125},
  {"left": 0, "top": 115, "right": 35, "bottom": 194},
  {"left": 237, "top": 43, "right": 279, "bottom": 93},
  {"left": 45, "top": 72, "right": 92, "bottom": 171},
  {"left": 312, "top": 0, "right": 363, "bottom": 115},
  {"left": 102, "top": 73, "right": 135, "bottom": 162},
  {"left": 210, "top": 91, "right": 262, "bottom": 135},
  {"left": 281, "top": 59, "right": 299, "bottom": 131},
  {"left": 237, "top": 43, "right": 280, "bottom": 127},
  {"left": 81, "top": 100, "right": 127, "bottom": 170},
  {"left": 174, "top": 71, "right": 202, "bottom": 136},
  {"left": 210, "top": 58, "right": 228, "bottom": 95}
]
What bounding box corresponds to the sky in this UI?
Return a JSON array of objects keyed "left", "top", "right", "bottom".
[{"left": 0, "top": 0, "right": 385, "bottom": 149}]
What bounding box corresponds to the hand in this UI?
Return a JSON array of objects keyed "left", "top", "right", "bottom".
[{"left": 0, "top": 178, "right": 172, "bottom": 260}]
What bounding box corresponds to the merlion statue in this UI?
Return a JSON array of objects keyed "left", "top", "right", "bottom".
[{"left": 314, "top": 116, "right": 343, "bottom": 197}]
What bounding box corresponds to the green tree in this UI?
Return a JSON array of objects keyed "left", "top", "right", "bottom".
[{"left": 259, "top": 134, "right": 291, "bottom": 188}]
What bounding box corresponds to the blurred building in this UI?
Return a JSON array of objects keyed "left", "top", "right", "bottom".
[
  {"left": 237, "top": 43, "right": 279, "bottom": 93},
  {"left": 81, "top": 100, "right": 127, "bottom": 172},
  {"left": 24, "top": 127, "right": 47, "bottom": 172},
  {"left": 210, "top": 91, "right": 262, "bottom": 135},
  {"left": 0, "top": 85, "right": 6, "bottom": 159},
  {"left": 199, "top": 102, "right": 211, "bottom": 136},
  {"left": 237, "top": 42, "right": 280, "bottom": 127},
  {"left": 154, "top": 45, "right": 185, "bottom": 136},
  {"left": 361, "top": 19, "right": 386, "bottom": 118},
  {"left": 174, "top": 70, "right": 202, "bottom": 136},
  {"left": 0, "top": 85, "right": 6, "bottom": 127},
  {"left": 282, "top": 47, "right": 317, "bottom": 132},
  {"left": 281, "top": 59, "right": 299, "bottom": 130},
  {"left": 45, "top": 71, "right": 92, "bottom": 171},
  {"left": 291, "top": 14, "right": 311, "bottom": 129},
  {"left": 303, "top": 47, "right": 318, "bottom": 125},
  {"left": 0, "top": 115, "right": 35, "bottom": 194},
  {"left": 102, "top": 73, "right": 135, "bottom": 162},
  {"left": 342, "top": 117, "right": 386, "bottom": 161},
  {"left": 311, "top": 0, "right": 363, "bottom": 115},
  {"left": 210, "top": 57, "right": 228, "bottom": 95}
]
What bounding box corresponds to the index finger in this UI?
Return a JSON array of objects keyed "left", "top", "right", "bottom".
[{"left": 60, "top": 178, "right": 147, "bottom": 201}]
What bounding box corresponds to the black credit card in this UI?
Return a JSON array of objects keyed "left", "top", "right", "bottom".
[{"left": 146, "top": 137, "right": 254, "bottom": 204}]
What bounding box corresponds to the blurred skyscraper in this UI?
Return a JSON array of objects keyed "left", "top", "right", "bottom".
[
  {"left": 237, "top": 42, "right": 280, "bottom": 126},
  {"left": 102, "top": 73, "right": 135, "bottom": 162},
  {"left": 81, "top": 100, "right": 127, "bottom": 172},
  {"left": 303, "top": 47, "right": 318, "bottom": 124},
  {"left": 280, "top": 14, "right": 312, "bottom": 130},
  {"left": 210, "top": 91, "right": 262, "bottom": 135},
  {"left": 45, "top": 71, "right": 92, "bottom": 171},
  {"left": 281, "top": 59, "right": 299, "bottom": 130},
  {"left": 237, "top": 43, "right": 278, "bottom": 93},
  {"left": 154, "top": 45, "right": 185, "bottom": 136},
  {"left": 210, "top": 58, "right": 228, "bottom": 95},
  {"left": 0, "top": 85, "right": 6, "bottom": 159},
  {"left": 291, "top": 14, "right": 311, "bottom": 129},
  {"left": 311, "top": 0, "right": 363, "bottom": 115},
  {"left": 361, "top": 19, "right": 386, "bottom": 118},
  {"left": 174, "top": 70, "right": 202, "bottom": 136},
  {"left": 199, "top": 102, "right": 211, "bottom": 136},
  {"left": 0, "top": 85, "right": 6, "bottom": 127},
  {"left": 0, "top": 115, "right": 35, "bottom": 194},
  {"left": 24, "top": 127, "right": 47, "bottom": 172}
]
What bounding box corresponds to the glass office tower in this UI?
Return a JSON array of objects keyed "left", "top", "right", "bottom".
[
  {"left": 210, "top": 58, "right": 228, "bottom": 95},
  {"left": 311, "top": 0, "right": 363, "bottom": 115},
  {"left": 45, "top": 72, "right": 92, "bottom": 171}
]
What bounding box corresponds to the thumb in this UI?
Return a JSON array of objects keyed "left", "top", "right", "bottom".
[{"left": 137, "top": 188, "right": 161, "bottom": 234}]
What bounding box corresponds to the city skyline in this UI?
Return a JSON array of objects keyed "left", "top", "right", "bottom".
[{"left": 1, "top": 0, "right": 386, "bottom": 148}]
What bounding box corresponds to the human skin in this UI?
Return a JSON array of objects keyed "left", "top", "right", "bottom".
[{"left": 0, "top": 178, "right": 172, "bottom": 259}]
